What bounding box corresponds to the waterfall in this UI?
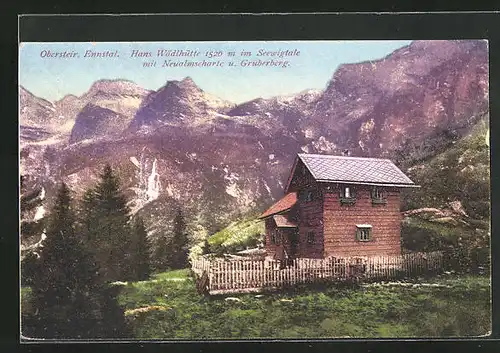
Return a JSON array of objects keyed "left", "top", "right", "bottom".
[
  {"left": 146, "top": 158, "right": 161, "bottom": 202},
  {"left": 129, "top": 151, "right": 162, "bottom": 214}
]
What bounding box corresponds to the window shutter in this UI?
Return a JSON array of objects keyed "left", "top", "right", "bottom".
[{"left": 355, "top": 228, "right": 360, "bottom": 241}]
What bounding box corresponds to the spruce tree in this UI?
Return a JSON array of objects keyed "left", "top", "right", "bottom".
[
  {"left": 25, "top": 183, "right": 98, "bottom": 338},
  {"left": 82, "top": 164, "right": 132, "bottom": 282},
  {"left": 80, "top": 188, "right": 98, "bottom": 242},
  {"left": 130, "top": 216, "right": 151, "bottom": 281},
  {"left": 171, "top": 208, "right": 189, "bottom": 269},
  {"left": 24, "top": 183, "right": 130, "bottom": 339},
  {"left": 20, "top": 251, "right": 38, "bottom": 287},
  {"left": 152, "top": 232, "right": 171, "bottom": 272}
]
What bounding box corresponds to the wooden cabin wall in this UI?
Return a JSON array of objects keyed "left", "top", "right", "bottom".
[
  {"left": 322, "top": 185, "right": 402, "bottom": 257},
  {"left": 264, "top": 218, "right": 278, "bottom": 258},
  {"left": 295, "top": 188, "right": 324, "bottom": 259}
]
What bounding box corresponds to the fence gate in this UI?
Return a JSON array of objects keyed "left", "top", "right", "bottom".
[{"left": 348, "top": 258, "right": 367, "bottom": 279}]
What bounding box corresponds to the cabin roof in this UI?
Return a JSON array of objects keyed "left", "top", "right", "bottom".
[
  {"left": 273, "top": 214, "right": 298, "bottom": 228},
  {"left": 285, "top": 153, "right": 416, "bottom": 192},
  {"left": 259, "top": 192, "right": 297, "bottom": 219}
]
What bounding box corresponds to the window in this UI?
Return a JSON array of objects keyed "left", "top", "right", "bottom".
[
  {"left": 306, "top": 231, "right": 315, "bottom": 245},
  {"left": 340, "top": 185, "right": 356, "bottom": 205},
  {"left": 356, "top": 225, "right": 372, "bottom": 242},
  {"left": 371, "top": 186, "right": 387, "bottom": 204}
]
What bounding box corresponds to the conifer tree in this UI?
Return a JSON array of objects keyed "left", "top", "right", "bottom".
[
  {"left": 130, "top": 216, "right": 151, "bottom": 281},
  {"left": 82, "top": 164, "right": 132, "bottom": 282},
  {"left": 170, "top": 208, "right": 189, "bottom": 269},
  {"left": 152, "top": 232, "right": 171, "bottom": 272},
  {"left": 80, "top": 188, "right": 99, "bottom": 242},
  {"left": 24, "top": 183, "right": 130, "bottom": 339},
  {"left": 25, "top": 183, "right": 98, "bottom": 338},
  {"left": 20, "top": 251, "right": 38, "bottom": 287}
]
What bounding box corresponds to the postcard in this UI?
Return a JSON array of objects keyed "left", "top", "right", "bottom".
[{"left": 19, "top": 39, "right": 491, "bottom": 340}]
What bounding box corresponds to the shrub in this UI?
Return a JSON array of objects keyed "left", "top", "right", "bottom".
[{"left": 402, "top": 217, "right": 490, "bottom": 274}]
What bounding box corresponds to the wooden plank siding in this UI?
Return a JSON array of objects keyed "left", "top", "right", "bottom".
[
  {"left": 287, "top": 161, "right": 325, "bottom": 258},
  {"left": 322, "top": 185, "right": 402, "bottom": 257},
  {"left": 287, "top": 159, "right": 316, "bottom": 192},
  {"left": 264, "top": 218, "right": 278, "bottom": 258},
  {"left": 296, "top": 195, "right": 324, "bottom": 258}
]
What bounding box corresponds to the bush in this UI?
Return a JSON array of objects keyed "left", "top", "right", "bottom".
[{"left": 402, "top": 217, "right": 490, "bottom": 274}]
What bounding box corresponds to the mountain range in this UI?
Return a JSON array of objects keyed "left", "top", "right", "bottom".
[{"left": 19, "top": 39, "right": 489, "bottom": 251}]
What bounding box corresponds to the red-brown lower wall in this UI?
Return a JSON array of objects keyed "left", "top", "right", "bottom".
[
  {"left": 296, "top": 199, "right": 324, "bottom": 258},
  {"left": 264, "top": 218, "right": 277, "bottom": 258},
  {"left": 323, "top": 187, "right": 402, "bottom": 257}
]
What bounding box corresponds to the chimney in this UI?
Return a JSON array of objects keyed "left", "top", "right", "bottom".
[{"left": 342, "top": 149, "right": 350, "bottom": 156}]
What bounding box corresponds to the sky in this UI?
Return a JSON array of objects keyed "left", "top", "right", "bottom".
[{"left": 19, "top": 40, "right": 411, "bottom": 104}]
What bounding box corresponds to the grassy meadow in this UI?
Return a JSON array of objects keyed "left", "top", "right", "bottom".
[{"left": 102, "top": 269, "right": 491, "bottom": 339}]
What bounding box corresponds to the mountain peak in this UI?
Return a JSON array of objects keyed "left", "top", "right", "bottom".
[
  {"left": 84, "top": 79, "right": 149, "bottom": 98},
  {"left": 181, "top": 76, "right": 195, "bottom": 85},
  {"left": 165, "top": 76, "right": 202, "bottom": 92},
  {"left": 57, "top": 93, "right": 80, "bottom": 104}
]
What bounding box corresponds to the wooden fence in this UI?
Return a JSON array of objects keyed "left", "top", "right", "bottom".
[{"left": 191, "top": 251, "right": 443, "bottom": 295}]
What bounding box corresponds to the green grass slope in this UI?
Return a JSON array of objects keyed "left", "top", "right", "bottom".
[
  {"left": 207, "top": 218, "right": 265, "bottom": 255},
  {"left": 117, "top": 269, "right": 491, "bottom": 339}
]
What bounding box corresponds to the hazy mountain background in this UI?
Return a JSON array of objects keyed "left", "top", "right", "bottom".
[{"left": 20, "top": 40, "right": 490, "bottom": 255}]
